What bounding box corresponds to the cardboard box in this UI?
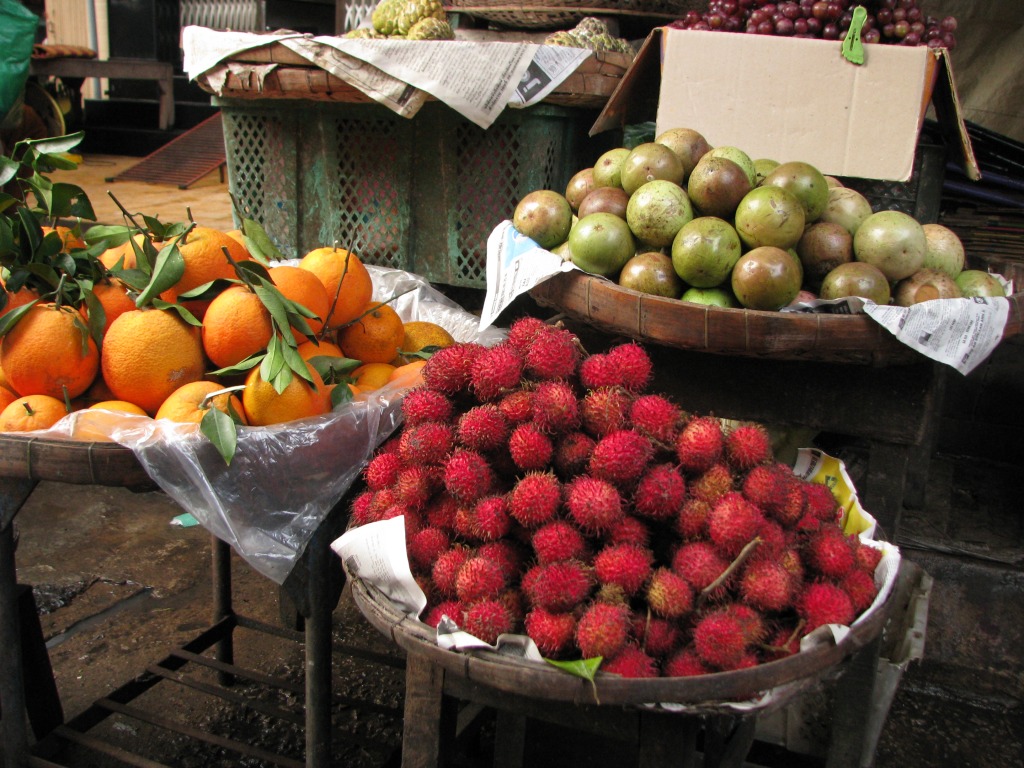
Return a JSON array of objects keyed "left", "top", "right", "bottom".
[{"left": 592, "top": 28, "right": 979, "bottom": 183}]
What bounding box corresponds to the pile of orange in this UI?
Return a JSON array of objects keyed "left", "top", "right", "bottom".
[{"left": 0, "top": 233, "right": 454, "bottom": 436}]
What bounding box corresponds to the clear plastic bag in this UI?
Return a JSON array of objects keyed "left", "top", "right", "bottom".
[{"left": 39, "top": 266, "right": 504, "bottom": 584}]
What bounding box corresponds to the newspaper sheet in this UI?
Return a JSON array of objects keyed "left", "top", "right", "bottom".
[{"left": 181, "top": 26, "right": 588, "bottom": 128}]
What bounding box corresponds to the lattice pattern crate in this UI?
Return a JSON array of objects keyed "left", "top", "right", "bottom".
[{"left": 218, "top": 99, "right": 587, "bottom": 288}]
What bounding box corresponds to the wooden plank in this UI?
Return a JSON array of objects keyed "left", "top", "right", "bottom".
[{"left": 401, "top": 654, "right": 448, "bottom": 768}]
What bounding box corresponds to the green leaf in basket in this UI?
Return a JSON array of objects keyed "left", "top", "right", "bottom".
[
  {"left": 201, "top": 406, "right": 238, "bottom": 466},
  {"left": 545, "top": 657, "right": 603, "bottom": 705}
]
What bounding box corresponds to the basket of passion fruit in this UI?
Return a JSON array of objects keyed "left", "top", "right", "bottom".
[{"left": 520, "top": 127, "right": 1020, "bottom": 366}]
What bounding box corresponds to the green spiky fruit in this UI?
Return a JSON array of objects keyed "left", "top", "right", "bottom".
[
  {"left": 371, "top": 0, "right": 402, "bottom": 35},
  {"left": 407, "top": 16, "right": 454, "bottom": 40},
  {"left": 574, "top": 16, "right": 609, "bottom": 39},
  {"left": 544, "top": 30, "right": 584, "bottom": 47},
  {"left": 397, "top": 0, "right": 446, "bottom": 35},
  {"left": 344, "top": 27, "right": 387, "bottom": 38}
]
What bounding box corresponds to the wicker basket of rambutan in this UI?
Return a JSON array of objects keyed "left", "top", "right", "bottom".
[{"left": 340, "top": 317, "right": 910, "bottom": 707}]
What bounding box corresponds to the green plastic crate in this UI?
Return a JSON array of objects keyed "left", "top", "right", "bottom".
[{"left": 217, "top": 98, "right": 589, "bottom": 288}]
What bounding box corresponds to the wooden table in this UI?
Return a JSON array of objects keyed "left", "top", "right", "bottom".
[
  {"left": 350, "top": 559, "right": 925, "bottom": 768},
  {"left": 0, "top": 435, "right": 352, "bottom": 768},
  {"left": 29, "top": 57, "right": 176, "bottom": 131}
]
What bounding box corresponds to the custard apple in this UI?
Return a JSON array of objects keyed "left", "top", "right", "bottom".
[
  {"left": 397, "top": 0, "right": 446, "bottom": 35},
  {"left": 344, "top": 27, "right": 387, "bottom": 39},
  {"left": 544, "top": 30, "right": 584, "bottom": 47},
  {"left": 407, "top": 17, "right": 454, "bottom": 40},
  {"left": 371, "top": 0, "right": 403, "bottom": 35}
]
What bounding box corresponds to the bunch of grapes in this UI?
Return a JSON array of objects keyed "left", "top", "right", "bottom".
[{"left": 669, "top": 0, "right": 958, "bottom": 48}]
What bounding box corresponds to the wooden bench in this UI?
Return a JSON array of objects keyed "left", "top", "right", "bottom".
[{"left": 29, "top": 57, "right": 176, "bottom": 131}]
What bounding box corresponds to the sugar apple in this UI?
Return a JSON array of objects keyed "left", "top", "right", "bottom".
[
  {"left": 397, "top": 0, "right": 446, "bottom": 36},
  {"left": 344, "top": 27, "right": 387, "bottom": 39},
  {"left": 371, "top": 0, "right": 403, "bottom": 35},
  {"left": 407, "top": 17, "right": 454, "bottom": 40},
  {"left": 574, "top": 16, "right": 610, "bottom": 40},
  {"left": 544, "top": 30, "right": 584, "bottom": 47}
]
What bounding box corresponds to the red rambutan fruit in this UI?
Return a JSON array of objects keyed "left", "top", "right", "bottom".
[
  {"left": 689, "top": 463, "right": 735, "bottom": 505},
  {"left": 741, "top": 463, "right": 784, "bottom": 509},
  {"left": 457, "top": 404, "right": 510, "bottom": 453},
  {"left": 676, "top": 497, "right": 712, "bottom": 540},
  {"left": 468, "top": 495, "right": 513, "bottom": 542},
  {"left": 671, "top": 541, "right": 729, "bottom": 592},
  {"left": 664, "top": 647, "right": 711, "bottom": 677},
  {"left": 635, "top": 616, "right": 681, "bottom": 658},
  {"left": 779, "top": 547, "right": 806, "bottom": 585},
  {"left": 531, "top": 520, "right": 587, "bottom": 564},
  {"left": 350, "top": 490, "right": 377, "bottom": 527},
  {"left": 606, "top": 342, "right": 653, "bottom": 392},
  {"left": 841, "top": 568, "right": 878, "bottom": 613},
  {"left": 508, "top": 422, "right": 554, "bottom": 472},
  {"left": 764, "top": 625, "right": 802, "bottom": 660},
  {"left": 443, "top": 449, "right": 496, "bottom": 504},
  {"left": 646, "top": 568, "right": 695, "bottom": 619},
  {"left": 508, "top": 471, "right": 562, "bottom": 529},
  {"left": 628, "top": 394, "right": 683, "bottom": 444},
  {"left": 603, "top": 644, "right": 659, "bottom": 678},
  {"left": 524, "top": 325, "right": 581, "bottom": 381},
  {"left": 455, "top": 556, "right": 507, "bottom": 604},
  {"left": 853, "top": 540, "right": 884, "bottom": 574},
  {"left": 522, "top": 560, "right": 594, "bottom": 612},
  {"left": 364, "top": 451, "right": 403, "bottom": 491},
  {"left": 589, "top": 429, "right": 654, "bottom": 485},
  {"left": 576, "top": 601, "right": 632, "bottom": 659},
  {"left": 422, "top": 343, "right": 485, "bottom": 395},
  {"left": 565, "top": 475, "right": 624, "bottom": 535},
  {"left": 394, "top": 465, "right": 438, "bottom": 510},
  {"left": 399, "top": 421, "right": 455, "bottom": 466},
  {"left": 531, "top": 380, "right": 580, "bottom": 433},
  {"left": 578, "top": 353, "right": 617, "bottom": 390},
  {"left": 424, "top": 492, "right": 458, "bottom": 531},
  {"left": 692, "top": 608, "right": 749, "bottom": 669},
  {"left": 803, "top": 481, "right": 841, "bottom": 523},
  {"left": 755, "top": 518, "right": 788, "bottom": 560},
  {"left": 470, "top": 343, "right": 525, "bottom": 402},
  {"left": 805, "top": 526, "right": 856, "bottom": 579},
  {"left": 634, "top": 463, "right": 687, "bottom": 520},
  {"left": 593, "top": 544, "right": 653, "bottom": 597},
  {"left": 552, "top": 430, "right": 597, "bottom": 478},
  {"left": 497, "top": 389, "right": 534, "bottom": 425},
  {"left": 605, "top": 515, "right": 651, "bottom": 548},
  {"left": 797, "top": 581, "right": 855, "bottom": 632},
  {"left": 579, "top": 386, "right": 632, "bottom": 438},
  {"left": 407, "top": 527, "right": 450, "bottom": 572},
  {"left": 724, "top": 423, "right": 773, "bottom": 471},
  {"left": 423, "top": 600, "right": 464, "bottom": 629},
  {"left": 401, "top": 387, "right": 454, "bottom": 426},
  {"left": 708, "top": 492, "right": 766, "bottom": 557},
  {"left": 432, "top": 546, "right": 472, "bottom": 597},
  {"left": 477, "top": 540, "right": 525, "bottom": 578},
  {"left": 462, "top": 598, "right": 514, "bottom": 645},
  {"left": 507, "top": 316, "right": 548, "bottom": 354},
  {"left": 739, "top": 559, "right": 795, "bottom": 612},
  {"left": 675, "top": 416, "right": 725, "bottom": 475},
  {"left": 524, "top": 608, "right": 577, "bottom": 658},
  {"left": 770, "top": 474, "right": 807, "bottom": 527}
]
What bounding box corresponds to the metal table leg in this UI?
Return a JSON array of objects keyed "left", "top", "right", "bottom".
[{"left": 212, "top": 536, "right": 234, "bottom": 686}]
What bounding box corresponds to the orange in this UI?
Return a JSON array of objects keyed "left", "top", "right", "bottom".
[
  {"left": 387, "top": 359, "right": 427, "bottom": 389},
  {"left": 270, "top": 264, "right": 331, "bottom": 337},
  {"left": 0, "top": 359, "right": 18, "bottom": 395},
  {"left": 160, "top": 226, "right": 250, "bottom": 318},
  {"left": 241, "top": 360, "right": 332, "bottom": 426},
  {"left": 351, "top": 362, "right": 396, "bottom": 391},
  {"left": 297, "top": 339, "right": 345, "bottom": 361},
  {"left": 337, "top": 301, "right": 405, "bottom": 364},
  {"left": 40, "top": 225, "right": 86, "bottom": 251},
  {"left": 298, "top": 247, "right": 372, "bottom": 330},
  {"left": 71, "top": 400, "right": 150, "bottom": 442},
  {"left": 99, "top": 233, "right": 151, "bottom": 271},
  {"left": 225, "top": 229, "right": 249, "bottom": 251},
  {"left": 394, "top": 320, "right": 456, "bottom": 364},
  {"left": 0, "top": 303, "right": 99, "bottom": 399},
  {"left": 81, "top": 279, "right": 136, "bottom": 338},
  {"left": 1, "top": 275, "right": 39, "bottom": 316},
  {"left": 0, "top": 387, "right": 17, "bottom": 412},
  {"left": 201, "top": 285, "right": 273, "bottom": 368},
  {"left": 101, "top": 307, "right": 207, "bottom": 414},
  {"left": 0, "top": 394, "right": 68, "bottom": 432},
  {"left": 155, "top": 380, "right": 248, "bottom": 425}
]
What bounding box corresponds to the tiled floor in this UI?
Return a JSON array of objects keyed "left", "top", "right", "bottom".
[{"left": 49, "top": 153, "right": 235, "bottom": 233}]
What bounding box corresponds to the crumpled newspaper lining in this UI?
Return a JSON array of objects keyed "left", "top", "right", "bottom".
[{"left": 35, "top": 266, "right": 505, "bottom": 585}]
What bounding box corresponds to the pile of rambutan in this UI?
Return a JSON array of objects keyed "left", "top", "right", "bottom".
[{"left": 349, "top": 317, "right": 883, "bottom": 678}]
